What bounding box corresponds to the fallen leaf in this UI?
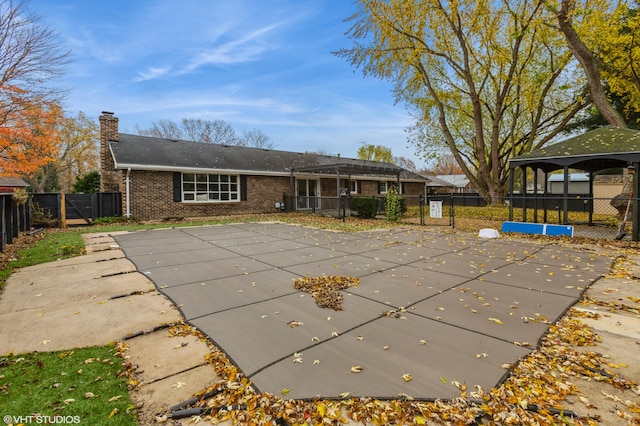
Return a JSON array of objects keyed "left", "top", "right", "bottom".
[
  {"left": 351, "top": 365, "right": 363, "bottom": 373},
  {"left": 402, "top": 373, "right": 412, "bottom": 382},
  {"left": 172, "top": 382, "right": 186, "bottom": 389}
]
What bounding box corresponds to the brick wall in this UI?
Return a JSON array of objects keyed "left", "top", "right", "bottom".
[
  {"left": 128, "top": 171, "right": 289, "bottom": 220},
  {"left": 99, "top": 112, "right": 123, "bottom": 194}
]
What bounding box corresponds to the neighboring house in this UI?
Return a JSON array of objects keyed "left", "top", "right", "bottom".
[
  {"left": 426, "top": 174, "right": 473, "bottom": 193},
  {"left": 0, "top": 176, "right": 28, "bottom": 193},
  {"left": 593, "top": 175, "right": 624, "bottom": 215},
  {"left": 99, "top": 112, "right": 428, "bottom": 221},
  {"left": 547, "top": 172, "right": 590, "bottom": 194}
]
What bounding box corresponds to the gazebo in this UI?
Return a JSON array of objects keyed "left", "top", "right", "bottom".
[{"left": 508, "top": 127, "right": 640, "bottom": 241}]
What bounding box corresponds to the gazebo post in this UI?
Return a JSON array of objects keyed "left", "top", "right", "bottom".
[
  {"left": 563, "top": 166, "right": 569, "bottom": 225},
  {"left": 588, "top": 171, "right": 594, "bottom": 226},
  {"left": 633, "top": 162, "right": 639, "bottom": 241},
  {"left": 543, "top": 171, "right": 549, "bottom": 223},
  {"left": 533, "top": 167, "right": 539, "bottom": 223},
  {"left": 522, "top": 166, "right": 527, "bottom": 222},
  {"left": 509, "top": 166, "right": 515, "bottom": 221}
]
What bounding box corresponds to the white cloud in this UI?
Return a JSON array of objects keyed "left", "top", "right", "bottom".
[{"left": 134, "top": 66, "right": 171, "bottom": 82}]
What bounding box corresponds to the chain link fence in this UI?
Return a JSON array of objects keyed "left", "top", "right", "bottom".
[{"left": 282, "top": 193, "right": 636, "bottom": 241}]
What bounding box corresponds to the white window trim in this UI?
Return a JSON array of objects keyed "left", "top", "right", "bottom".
[
  {"left": 182, "top": 173, "right": 240, "bottom": 203},
  {"left": 350, "top": 180, "right": 359, "bottom": 194}
]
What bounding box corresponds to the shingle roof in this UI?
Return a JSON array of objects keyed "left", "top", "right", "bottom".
[
  {"left": 509, "top": 127, "right": 640, "bottom": 172},
  {"left": 109, "top": 134, "right": 427, "bottom": 181},
  {"left": 0, "top": 176, "right": 28, "bottom": 188}
]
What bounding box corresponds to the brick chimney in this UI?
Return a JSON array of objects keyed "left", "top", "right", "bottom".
[{"left": 99, "top": 111, "right": 122, "bottom": 192}]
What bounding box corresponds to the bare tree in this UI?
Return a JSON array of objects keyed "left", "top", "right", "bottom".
[
  {"left": 393, "top": 156, "right": 417, "bottom": 172},
  {"left": 182, "top": 118, "right": 238, "bottom": 144},
  {"left": 238, "top": 128, "right": 275, "bottom": 149},
  {"left": 0, "top": 0, "right": 70, "bottom": 123},
  {"left": 137, "top": 119, "right": 184, "bottom": 140}
]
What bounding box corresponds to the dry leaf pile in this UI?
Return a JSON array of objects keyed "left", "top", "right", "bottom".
[
  {"left": 115, "top": 310, "right": 639, "bottom": 425},
  {"left": 292, "top": 276, "right": 360, "bottom": 310}
]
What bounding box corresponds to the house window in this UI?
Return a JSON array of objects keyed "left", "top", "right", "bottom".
[
  {"left": 349, "top": 180, "right": 359, "bottom": 194},
  {"left": 182, "top": 173, "right": 239, "bottom": 202},
  {"left": 379, "top": 181, "right": 400, "bottom": 194}
]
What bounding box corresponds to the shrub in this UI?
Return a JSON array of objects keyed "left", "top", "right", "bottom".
[
  {"left": 351, "top": 197, "right": 379, "bottom": 219},
  {"left": 385, "top": 186, "right": 404, "bottom": 222},
  {"left": 30, "top": 201, "right": 58, "bottom": 228}
]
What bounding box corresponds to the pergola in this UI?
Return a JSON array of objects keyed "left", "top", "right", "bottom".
[
  {"left": 290, "top": 160, "right": 405, "bottom": 196},
  {"left": 508, "top": 127, "right": 640, "bottom": 241}
]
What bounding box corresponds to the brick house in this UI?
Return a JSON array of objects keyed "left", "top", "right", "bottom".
[{"left": 99, "top": 112, "right": 428, "bottom": 221}]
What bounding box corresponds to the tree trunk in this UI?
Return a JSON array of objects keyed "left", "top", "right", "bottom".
[{"left": 556, "top": 0, "right": 627, "bottom": 128}]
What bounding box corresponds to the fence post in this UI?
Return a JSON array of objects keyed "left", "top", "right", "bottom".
[
  {"left": 450, "top": 194, "right": 455, "bottom": 230},
  {"left": 60, "top": 192, "right": 67, "bottom": 228},
  {"left": 419, "top": 194, "right": 424, "bottom": 226}
]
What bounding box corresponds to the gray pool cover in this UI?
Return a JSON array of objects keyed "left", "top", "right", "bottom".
[{"left": 113, "top": 223, "right": 610, "bottom": 401}]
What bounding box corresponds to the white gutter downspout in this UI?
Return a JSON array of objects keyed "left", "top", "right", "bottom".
[{"left": 125, "top": 168, "right": 131, "bottom": 218}]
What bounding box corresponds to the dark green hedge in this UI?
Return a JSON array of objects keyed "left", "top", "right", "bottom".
[{"left": 351, "top": 197, "right": 379, "bottom": 218}]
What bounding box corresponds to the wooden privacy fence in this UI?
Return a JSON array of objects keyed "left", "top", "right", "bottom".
[
  {"left": 0, "top": 193, "right": 30, "bottom": 253},
  {"left": 32, "top": 192, "right": 122, "bottom": 226}
]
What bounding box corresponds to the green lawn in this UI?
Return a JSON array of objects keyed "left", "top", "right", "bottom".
[{"left": 0, "top": 347, "right": 137, "bottom": 425}]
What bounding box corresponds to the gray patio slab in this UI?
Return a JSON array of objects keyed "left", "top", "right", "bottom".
[
  {"left": 457, "top": 238, "right": 544, "bottom": 261},
  {"left": 348, "top": 265, "right": 469, "bottom": 308},
  {"left": 112, "top": 223, "right": 612, "bottom": 401},
  {"left": 250, "top": 245, "right": 348, "bottom": 268},
  {"left": 224, "top": 239, "right": 312, "bottom": 256},
  {"left": 190, "top": 292, "right": 385, "bottom": 377},
  {"left": 482, "top": 262, "right": 602, "bottom": 297},
  {"left": 283, "top": 254, "right": 399, "bottom": 278},
  {"left": 410, "top": 279, "right": 576, "bottom": 344},
  {"left": 142, "top": 258, "right": 276, "bottom": 288},
  {"left": 523, "top": 245, "right": 611, "bottom": 270},
  {"left": 162, "top": 268, "right": 302, "bottom": 319},
  {"left": 417, "top": 252, "right": 512, "bottom": 279},
  {"left": 248, "top": 313, "right": 531, "bottom": 400},
  {"left": 118, "top": 237, "right": 210, "bottom": 258},
  {"left": 126, "top": 245, "right": 239, "bottom": 270}
]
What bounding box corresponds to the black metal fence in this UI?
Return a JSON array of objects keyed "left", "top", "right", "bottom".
[
  {"left": 1, "top": 193, "right": 31, "bottom": 253},
  {"left": 282, "top": 193, "right": 636, "bottom": 241}
]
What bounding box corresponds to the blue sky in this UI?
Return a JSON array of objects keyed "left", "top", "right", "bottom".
[{"left": 30, "top": 0, "right": 423, "bottom": 165}]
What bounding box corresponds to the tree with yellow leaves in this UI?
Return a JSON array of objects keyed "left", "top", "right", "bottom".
[
  {"left": 550, "top": 0, "right": 639, "bottom": 127},
  {"left": 335, "top": 0, "right": 589, "bottom": 202}
]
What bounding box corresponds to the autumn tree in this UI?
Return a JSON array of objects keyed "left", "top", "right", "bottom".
[
  {"left": 24, "top": 111, "right": 99, "bottom": 192},
  {"left": 551, "top": 0, "right": 628, "bottom": 127},
  {"left": 0, "top": 89, "right": 62, "bottom": 177},
  {"left": 357, "top": 142, "right": 393, "bottom": 163},
  {"left": 336, "top": 0, "right": 588, "bottom": 202},
  {"left": 0, "top": 0, "right": 70, "bottom": 125}
]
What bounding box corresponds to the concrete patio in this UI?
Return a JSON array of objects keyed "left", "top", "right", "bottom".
[{"left": 112, "top": 222, "right": 612, "bottom": 401}]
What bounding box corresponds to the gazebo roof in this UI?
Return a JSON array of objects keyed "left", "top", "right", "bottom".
[{"left": 509, "top": 127, "right": 640, "bottom": 172}]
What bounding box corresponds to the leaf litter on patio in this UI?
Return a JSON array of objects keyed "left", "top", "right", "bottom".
[
  {"left": 111, "top": 229, "right": 640, "bottom": 425},
  {"left": 292, "top": 276, "right": 360, "bottom": 310}
]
